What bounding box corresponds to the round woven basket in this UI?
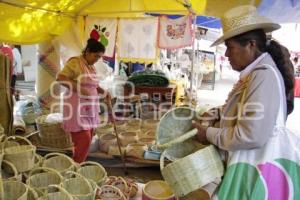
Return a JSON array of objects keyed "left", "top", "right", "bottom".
[
  {"left": 26, "top": 167, "right": 63, "bottom": 196},
  {"left": 98, "top": 185, "right": 126, "bottom": 200},
  {"left": 119, "top": 131, "right": 138, "bottom": 146},
  {"left": 3, "top": 180, "right": 28, "bottom": 200},
  {"left": 37, "top": 185, "right": 74, "bottom": 200},
  {"left": 142, "top": 119, "right": 159, "bottom": 129},
  {"left": 95, "top": 124, "right": 114, "bottom": 138},
  {"left": 99, "top": 133, "right": 117, "bottom": 153},
  {"left": 142, "top": 180, "right": 176, "bottom": 200},
  {"left": 138, "top": 137, "right": 156, "bottom": 146},
  {"left": 125, "top": 143, "right": 147, "bottom": 159},
  {"left": 36, "top": 115, "right": 73, "bottom": 148},
  {"left": 1, "top": 160, "right": 22, "bottom": 181},
  {"left": 3, "top": 136, "right": 36, "bottom": 172},
  {"left": 107, "top": 145, "right": 126, "bottom": 156},
  {"left": 115, "top": 121, "right": 127, "bottom": 132},
  {"left": 62, "top": 171, "right": 95, "bottom": 200},
  {"left": 42, "top": 153, "right": 76, "bottom": 176},
  {"left": 77, "top": 161, "right": 107, "bottom": 186},
  {"left": 127, "top": 118, "right": 142, "bottom": 127}
]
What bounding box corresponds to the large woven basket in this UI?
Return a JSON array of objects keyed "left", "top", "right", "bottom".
[
  {"left": 3, "top": 136, "right": 36, "bottom": 172},
  {"left": 77, "top": 161, "right": 107, "bottom": 186},
  {"left": 156, "top": 107, "right": 204, "bottom": 161},
  {"left": 26, "top": 167, "right": 63, "bottom": 196},
  {"left": 62, "top": 171, "right": 95, "bottom": 200},
  {"left": 160, "top": 145, "right": 224, "bottom": 197},
  {"left": 2, "top": 180, "right": 28, "bottom": 200},
  {"left": 42, "top": 153, "right": 76, "bottom": 176},
  {"left": 36, "top": 115, "right": 73, "bottom": 148},
  {"left": 37, "top": 185, "right": 74, "bottom": 200}
]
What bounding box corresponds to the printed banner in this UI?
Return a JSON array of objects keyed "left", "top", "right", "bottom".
[
  {"left": 158, "top": 15, "right": 193, "bottom": 49},
  {"left": 117, "top": 18, "right": 158, "bottom": 63},
  {"left": 85, "top": 17, "right": 117, "bottom": 58}
]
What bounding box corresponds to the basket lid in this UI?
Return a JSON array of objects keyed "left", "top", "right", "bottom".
[{"left": 157, "top": 107, "right": 204, "bottom": 161}]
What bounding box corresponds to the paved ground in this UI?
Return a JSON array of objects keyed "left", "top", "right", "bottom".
[{"left": 197, "top": 67, "right": 300, "bottom": 135}]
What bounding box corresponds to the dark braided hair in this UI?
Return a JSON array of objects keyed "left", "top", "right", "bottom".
[
  {"left": 231, "top": 29, "right": 295, "bottom": 115},
  {"left": 82, "top": 38, "right": 105, "bottom": 55}
]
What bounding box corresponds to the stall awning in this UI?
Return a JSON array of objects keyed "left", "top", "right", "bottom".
[{"left": 0, "top": 0, "right": 261, "bottom": 44}]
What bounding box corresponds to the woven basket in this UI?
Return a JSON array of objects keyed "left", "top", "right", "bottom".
[
  {"left": 42, "top": 153, "right": 76, "bottom": 176},
  {"left": 156, "top": 107, "right": 205, "bottom": 161},
  {"left": 77, "top": 161, "right": 107, "bottom": 186},
  {"left": 111, "top": 176, "right": 131, "bottom": 199},
  {"left": 37, "top": 185, "right": 74, "bottom": 200},
  {"left": 26, "top": 167, "right": 63, "bottom": 196},
  {"left": 127, "top": 118, "right": 142, "bottom": 127},
  {"left": 98, "top": 133, "right": 117, "bottom": 153},
  {"left": 142, "top": 119, "right": 159, "bottom": 129},
  {"left": 97, "top": 185, "right": 126, "bottom": 200},
  {"left": 142, "top": 180, "right": 175, "bottom": 200},
  {"left": 160, "top": 145, "right": 224, "bottom": 197},
  {"left": 1, "top": 160, "right": 22, "bottom": 181},
  {"left": 94, "top": 124, "right": 114, "bottom": 138},
  {"left": 125, "top": 143, "right": 147, "bottom": 159},
  {"left": 138, "top": 137, "right": 156, "bottom": 146},
  {"left": 36, "top": 115, "right": 73, "bottom": 148},
  {"left": 2, "top": 180, "right": 28, "bottom": 200},
  {"left": 107, "top": 145, "right": 126, "bottom": 157},
  {"left": 119, "top": 131, "right": 138, "bottom": 146},
  {"left": 27, "top": 185, "right": 40, "bottom": 200},
  {"left": 3, "top": 136, "right": 36, "bottom": 172},
  {"left": 62, "top": 171, "right": 95, "bottom": 200}
]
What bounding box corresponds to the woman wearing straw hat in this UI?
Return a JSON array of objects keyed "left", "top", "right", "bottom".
[
  {"left": 57, "top": 38, "right": 111, "bottom": 163},
  {"left": 192, "top": 5, "right": 297, "bottom": 199}
]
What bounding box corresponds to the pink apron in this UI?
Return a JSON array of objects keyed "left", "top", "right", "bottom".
[{"left": 62, "top": 57, "right": 100, "bottom": 132}]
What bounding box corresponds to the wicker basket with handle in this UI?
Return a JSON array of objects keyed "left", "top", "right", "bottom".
[
  {"left": 26, "top": 167, "right": 64, "bottom": 196},
  {"left": 62, "top": 171, "right": 95, "bottom": 200},
  {"left": 77, "top": 161, "right": 107, "bottom": 187},
  {"left": 3, "top": 135, "right": 36, "bottom": 172},
  {"left": 157, "top": 128, "right": 224, "bottom": 198},
  {"left": 37, "top": 185, "right": 74, "bottom": 200},
  {"left": 2, "top": 180, "right": 28, "bottom": 200},
  {"left": 36, "top": 115, "right": 73, "bottom": 148},
  {"left": 42, "top": 153, "right": 76, "bottom": 177}
]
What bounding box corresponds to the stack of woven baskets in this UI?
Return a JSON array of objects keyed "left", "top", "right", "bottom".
[
  {"left": 157, "top": 107, "right": 224, "bottom": 199},
  {"left": 36, "top": 115, "right": 73, "bottom": 148}
]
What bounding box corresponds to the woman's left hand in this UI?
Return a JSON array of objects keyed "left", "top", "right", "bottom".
[{"left": 192, "top": 120, "right": 209, "bottom": 144}]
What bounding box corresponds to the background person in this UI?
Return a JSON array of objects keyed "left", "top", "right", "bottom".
[{"left": 57, "top": 38, "right": 110, "bottom": 163}]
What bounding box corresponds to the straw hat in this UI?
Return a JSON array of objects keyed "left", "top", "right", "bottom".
[{"left": 211, "top": 5, "right": 280, "bottom": 46}]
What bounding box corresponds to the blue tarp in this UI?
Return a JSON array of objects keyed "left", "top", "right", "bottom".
[{"left": 147, "top": 14, "right": 221, "bottom": 29}]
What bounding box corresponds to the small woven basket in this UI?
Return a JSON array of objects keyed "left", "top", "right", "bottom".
[
  {"left": 125, "top": 143, "right": 147, "bottom": 159},
  {"left": 77, "top": 161, "right": 107, "bottom": 186},
  {"left": 119, "top": 131, "right": 138, "bottom": 146},
  {"left": 42, "top": 153, "right": 76, "bottom": 177},
  {"left": 26, "top": 167, "right": 63, "bottom": 196},
  {"left": 2, "top": 180, "right": 28, "bottom": 200},
  {"left": 98, "top": 133, "right": 117, "bottom": 153},
  {"left": 94, "top": 124, "right": 114, "bottom": 138},
  {"left": 62, "top": 171, "right": 95, "bottom": 200},
  {"left": 97, "top": 185, "right": 126, "bottom": 200},
  {"left": 37, "top": 185, "right": 74, "bottom": 200},
  {"left": 3, "top": 136, "right": 36, "bottom": 172}
]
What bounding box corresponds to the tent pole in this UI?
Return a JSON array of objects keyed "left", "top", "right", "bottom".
[{"left": 189, "top": 14, "right": 197, "bottom": 101}]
